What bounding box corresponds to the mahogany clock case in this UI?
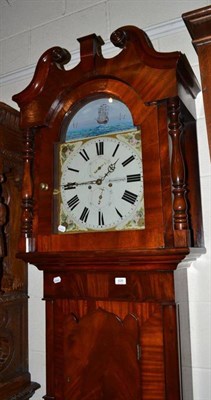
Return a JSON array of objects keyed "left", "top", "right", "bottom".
[{"left": 12, "top": 26, "right": 204, "bottom": 400}]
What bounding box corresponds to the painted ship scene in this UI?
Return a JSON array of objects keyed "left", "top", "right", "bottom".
[{"left": 65, "top": 98, "right": 136, "bottom": 141}]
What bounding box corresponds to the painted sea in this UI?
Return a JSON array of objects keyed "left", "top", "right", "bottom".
[{"left": 65, "top": 98, "right": 136, "bottom": 141}]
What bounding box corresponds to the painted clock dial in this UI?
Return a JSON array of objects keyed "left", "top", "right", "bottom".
[{"left": 56, "top": 98, "right": 145, "bottom": 233}]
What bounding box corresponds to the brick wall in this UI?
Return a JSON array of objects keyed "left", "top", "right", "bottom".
[{"left": 0, "top": 1, "right": 210, "bottom": 399}]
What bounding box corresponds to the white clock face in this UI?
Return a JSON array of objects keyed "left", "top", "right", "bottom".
[{"left": 58, "top": 132, "right": 144, "bottom": 232}]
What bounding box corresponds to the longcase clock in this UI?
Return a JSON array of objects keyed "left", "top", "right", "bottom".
[
  {"left": 0, "top": 103, "right": 40, "bottom": 400},
  {"left": 13, "top": 26, "right": 204, "bottom": 400}
]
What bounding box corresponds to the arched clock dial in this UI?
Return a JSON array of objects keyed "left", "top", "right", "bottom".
[{"left": 58, "top": 132, "right": 145, "bottom": 232}]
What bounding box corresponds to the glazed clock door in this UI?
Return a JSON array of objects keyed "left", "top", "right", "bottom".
[{"left": 54, "top": 97, "right": 145, "bottom": 235}]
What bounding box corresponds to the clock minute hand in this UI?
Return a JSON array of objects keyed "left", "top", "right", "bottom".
[{"left": 62, "top": 179, "right": 98, "bottom": 190}]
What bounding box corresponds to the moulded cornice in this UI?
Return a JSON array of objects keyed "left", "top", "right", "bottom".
[{"left": 0, "top": 17, "right": 185, "bottom": 86}]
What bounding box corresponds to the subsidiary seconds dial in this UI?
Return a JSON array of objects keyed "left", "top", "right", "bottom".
[{"left": 60, "top": 135, "right": 144, "bottom": 232}]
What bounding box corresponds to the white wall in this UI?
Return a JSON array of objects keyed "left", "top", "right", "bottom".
[{"left": 0, "top": 1, "right": 210, "bottom": 399}]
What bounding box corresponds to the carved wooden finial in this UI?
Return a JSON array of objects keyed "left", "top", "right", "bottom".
[
  {"left": 78, "top": 34, "right": 104, "bottom": 59},
  {"left": 77, "top": 34, "right": 104, "bottom": 72},
  {"left": 110, "top": 28, "right": 128, "bottom": 48},
  {"left": 51, "top": 47, "right": 71, "bottom": 66}
]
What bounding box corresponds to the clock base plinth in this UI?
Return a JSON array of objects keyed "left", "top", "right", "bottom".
[{"left": 22, "top": 247, "right": 202, "bottom": 400}]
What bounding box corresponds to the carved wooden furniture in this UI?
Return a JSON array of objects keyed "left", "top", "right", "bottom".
[
  {"left": 0, "top": 103, "right": 40, "bottom": 400},
  {"left": 183, "top": 5, "right": 211, "bottom": 157},
  {"left": 13, "top": 26, "right": 204, "bottom": 400}
]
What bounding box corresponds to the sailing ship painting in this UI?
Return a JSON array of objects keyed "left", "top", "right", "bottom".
[
  {"left": 96, "top": 104, "right": 109, "bottom": 124},
  {"left": 65, "top": 98, "right": 135, "bottom": 141}
]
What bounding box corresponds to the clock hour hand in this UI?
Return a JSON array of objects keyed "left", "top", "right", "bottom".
[
  {"left": 103, "top": 159, "right": 119, "bottom": 180},
  {"left": 108, "top": 158, "right": 119, "bottom": 173}
]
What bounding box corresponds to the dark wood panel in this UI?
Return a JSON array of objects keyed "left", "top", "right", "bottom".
[
  {"left": 45, "top": 299, "right": 179, "bottom": 399},
  {"left": 63, "top": 310, "right": 141, "bottom": 400},
  {"left": 0, "top": 103, "right": 40, "bottom": 400}
]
